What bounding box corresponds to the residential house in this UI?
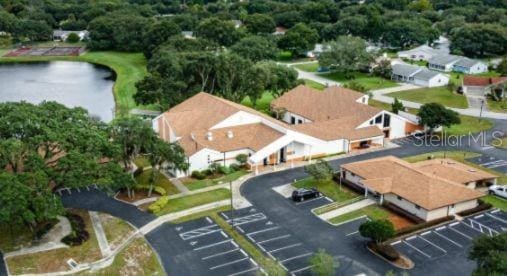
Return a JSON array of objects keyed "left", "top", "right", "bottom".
[
  {"left": 462, "top": 75, "right": 507, "bottom": 97},
  {"left": 53, "top": 30, "right": 89, "bottom": 41},
  {"left": 428, "top": 54, "right": 488, "bottom": 74},
  {"left": 397, "top": 45, "right": 441, "bottom": 62},
  {"left": 273, "top": 26, "right": 287, "bottom": 36},
  {"left": 181, "top": 31, "right": 195, "bottom": 39},
  {"left": 391, "top": 63, "right": 449, "bottom": 87},
  {"left": 341, "top": 156, "right": 493, "bottom": 221},
  {"left": 306, "top": 44, "right": 324, "bottom": 58},
  {"left": 153, "top": 85, "right": 420, "bottom": 177}
]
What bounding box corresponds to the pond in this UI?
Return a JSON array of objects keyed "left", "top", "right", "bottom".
[{"left": 0, "top": 61, "right": 115, "bottom": 122}]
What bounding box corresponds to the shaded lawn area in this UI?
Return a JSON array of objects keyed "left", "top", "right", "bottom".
[
  {"left": 135, "top": 169, "right": 180, "bottom": 195},
  {"left": 388, "top": 87, "right": 468, "bottom": 109},
  {"left": 293, "top": 62, "right": 319, "bottom": 72},
  {"left": 133, "top": 156, "right": 151, "bottom": 168},
  {"left": 155, "top": 188, "right": 231, "bottom": 215},
  {"left": 0, "top": 51, "right": 151, "bottom": 114},
  {"left": 403, "top": 151, "right": 507, "bottom": 184},
  {"left": 304, "top": 79, "right": 326, "bottom": 90},
  {"left": 443, "top": 115, "right": 493, "bottom": 136},
  {"left": 328, "top": 205, "right": 389, "bottom": 225},
  {"left": 487, "top": 99, "right": 507, "bottom": 113},
  {"left": 293, "top": 177, "right": 359, "bottom": 202},
  {"left": 79, "top": 238, "right": 164, "bottom": 276},
  {"left": 0, "top": 224, "right": 37, "bottom": 252},
  {"left": 183, "top": 170, "right": 249, "bottom": 191},
  {"left": 241, "top": 92, "right": 274, "bottom": 114},
  {"left": 6, "top": 209, "right": 102, "bottom": 275},
  {"left": 320, "top": 71, "right": 399, "bottom": 91},
  {"left": 482, "top": 195, "right": 507, "bottom": 211}
]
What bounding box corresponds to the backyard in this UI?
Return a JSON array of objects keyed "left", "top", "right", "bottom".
[{"left": 388, "top": 87, "right": 468, "bottom": 109}]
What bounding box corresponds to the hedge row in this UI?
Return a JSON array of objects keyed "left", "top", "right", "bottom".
[
  {"left": 61, "top": 213, "right": 89, "bottom": 246},
  {"left": 148, "top": 196, "right": 169, "bottom": 213},
  {"left": 396, "top": 216, "right": 454, "bottom": 237},
  {"left": 368, "top": 242, "right": 400, "bottom": 261},
  {"left": 134, "top": 184, "right": 167, "bottom": 196}
]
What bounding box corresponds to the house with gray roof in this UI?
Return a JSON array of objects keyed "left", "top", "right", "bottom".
[
  {"left": 428, "top": 54, "right": 488, "bottom": 74},
  {"left": 392, "top": 63, "right": 449, "bottom": 87},
  {"left": 398, "top": 45, "right": 441, "bottom": 61},
  {"left": 53, "top": 30, "right": 89, "bottom": 41}
]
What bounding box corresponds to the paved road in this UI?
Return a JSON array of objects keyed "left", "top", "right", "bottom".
[{"left": 0, "top": 253, "right": 6, "bottom": 276}]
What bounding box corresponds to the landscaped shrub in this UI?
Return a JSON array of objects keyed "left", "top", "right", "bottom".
[
  {"left": 457, "top": 202, "right": 492, "bottom": 217},
  {"left": 61, "top": 213, "right": 89, "bottom": 246},
  {"left": 191, "top": 170, "right": 206, "bottom": 180},
  {"left": 148, "top": 196, "right": 169, "bottom": 213},
  {"left": 235, "top": 154, "right": 248, "bottom": 166},
  {"left": 66, "top": 32, "right": 80, "bottom": 43},
  {"left": 202, "top": 169, "right": 212, "bottom": 176},
  {"left": 134, "top": 184, "right": 167, "bottom": 196},
  {"left": 133, "top": 166, "right": 144, "bottom": 177},
  {"left": 396, "top": 216, "right": 454, "bottom": 236},
  {"left": 219, "top": 165, "right": 232, "bottom": 175},
  {"left": 229, "top": 163, "right": 241, "bottom": 171},
  {"left": 369, "top": 242, "right": 400, "bottom": 261}
]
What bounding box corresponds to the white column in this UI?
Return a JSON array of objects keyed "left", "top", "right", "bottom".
[
  {"left": 380, "top": 194, "right": 384, "bottom": 204},
  {"left": 364, "top": 187, "right": 368, "bottom": 198}
]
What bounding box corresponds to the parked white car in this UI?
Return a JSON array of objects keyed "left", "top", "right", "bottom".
[{"left": 488, "top": 185, "right": 507, "bottom": 199}]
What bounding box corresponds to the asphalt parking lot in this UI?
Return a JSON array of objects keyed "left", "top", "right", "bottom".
[
  {"left": 173, "top": 217, "right": 262, "bottom": 276},
  {"left": 467, "top": 154, "right": 507, "bottom": 174},
  {"left": 221, "top": 207, "right": 316, "bottom": 275},
  {"left": 391, "top": 210, "right": 507, "bottom": 266},
  {"left": 288, "top": 196, "right": 333, "bottom": 212}
]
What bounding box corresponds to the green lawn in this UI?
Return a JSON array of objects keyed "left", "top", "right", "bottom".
[
  {"left": 443, "top": 115, "right": 493, "bottom": 136},
  {"left": 320, "top": 71, "right": 399, "bottom": 91},
  {"left": 293, "top": 177, "right": 359, "bottom": 203},
  {"left": 402, "top": 59, "right": 428, "bottom": 67},
  {"left": 388, "top": 87, "right": 468, "bottom": 109},
  {"left": 0, "top": 51, "right": 150, "bottom": 115},
  {"left": 328, "top": 205, "right": 389, "bottom": 225},
  {"left": 0, "top": 224, "right": 36, "bottom": 252},
  {"left": 487, "top": 99, "right": 507, "bottom": 113},
  {"left": 404, "top": 151, "right": 507, "bottom": 184},
  {"left": 241, "top": 92, "right": 275, "bottom": 114},
  {"left": 304, "top": 79, "right": 326, "bottom": 90},
  {"left": 135, "top": 170, "right": 180, "bottom": 195},
  {"left": 482, "top": 195, "right": 507, "bottom": 211},
  {"left": 183, "top": 170, "right": 248, "bottom": 191},
  {"left": 155, "top": 188, "right": 231, "bottom": 215},
  {"left": 293, "top": 62, "right": 319, "bottom": 72}
]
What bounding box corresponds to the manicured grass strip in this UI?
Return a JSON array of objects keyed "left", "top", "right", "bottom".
[
  {"left": 171, "top": 205, "right": 232, "bottom": 224},
  {"left": 403, "top": 151, "right": 506, "bottom": 184},
  {"left": 482, "top": 195, "right": 507, "bottom": 212},
  {"left": 241, "top": 92, "right": 275, "bottom": 114},
  {"left": 0, "top": 51, "right": 150, "bottom": 114},
  {"left": 135, "top": 170, "right": 180, "bottom": 195},
  {"left": 210, "top": 213, "right": 286, "bottom": 275},
  {"left": 293, "top": 62, "right": 319, "bottom": 72},
  {"left": 80, "top": 238, "right": 164, "bottom": 276},
  {"left": 293, "top": 178, "right": 359, "bottom": 203},
  {"left": 487, "top": 99, "right": 507, "bottom": 113},
  {"left": 183, "top": 170, "right": 248, "bottom": 191},
  {"left": 303, "top": 79, "right": 326, "bottom": 90},
  {"left": 155, "top": 188, "right": 231, "bottom": 215},
  {"left": 388, "top": 87, "right": 468, "bottom": 109},
  {"left": 320, "top": 71, "right": 398, "bottom": 90},
  {"left": 443, "top": 115, "right": 493, "bottom": 136},
  {"left": 328, "top": 205, "right": 389, "bottom": 225}
]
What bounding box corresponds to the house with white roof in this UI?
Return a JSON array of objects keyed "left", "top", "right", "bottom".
[
  {"left": 153, "top": 85, "right": 421, "bottom": 177},
  {"left": 53, "top": 30, "right": 89, "bottom": 41},
  {"left": 428, "top": 54, "right": 488, "bottom": 74},
  {"left": 391, "top": 63, "right": 449, "bottom": 87},
  {"left": 397, "top": 45, "right": 441, "bottom": 62}
]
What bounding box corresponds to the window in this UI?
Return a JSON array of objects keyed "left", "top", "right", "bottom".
[
  {"left": 290, "top": 116, "right": 296, "bottom": 125},
  {"left": 397, "top": 196, "right": 402, "bottom": 201},
  {"left": 383, "top": 113, "right": 390, "bottom": 128},
  {"left": 375, "top": 115, "right": 382, "bottom": 124},
  {"left": 415, "top": 204, "right": 421, "bottom": 210},
  {"left": 351, "top": 172, "right": 356, "bottom": 177},
  {"left": 370, "top": 120, "right": 374, "bottom": 125},
  {"left": 298, "top": 119, "right": 303, "bottom": 124},
  {"left": 207, "top": 155, "right": 211, "bottom": 164}
]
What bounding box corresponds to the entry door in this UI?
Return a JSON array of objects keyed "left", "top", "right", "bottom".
[{"left": 280, "top": 147, "right": 286, "bottom": 163}]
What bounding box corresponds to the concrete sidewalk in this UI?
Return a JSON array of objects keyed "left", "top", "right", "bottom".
[{"left": 318, "top": 198, "right": 376, "bottom": 221}]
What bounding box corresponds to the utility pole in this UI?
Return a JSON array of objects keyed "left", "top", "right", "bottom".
[
  {"left": 230, "top": 181, "right": 234, "bottom": 229},
  {"left": 479, "top": 99, "right": 485, "bottom": 122}
]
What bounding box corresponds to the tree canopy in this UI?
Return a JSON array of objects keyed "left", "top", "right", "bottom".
[
  {"left": 417, "top": 103, "right": 461, "bottom": 131},
  {"left": 319, "top": 36, "right": 374, "bottom": 74},
  {"left": 469, "top": 232, "right": 507, "bottom": 275}
]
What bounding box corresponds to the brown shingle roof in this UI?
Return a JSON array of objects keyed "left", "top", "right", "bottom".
[
  {"left": 341, "top": 156, "right": 485, "bottom": 210},
  {"left": 413, "top": 158, "right": 498, "bottom": 184},
  {"left": 271, "top": 85, "right": 381, "bottom": 122},
  {"left": 292, "top": 117, "right": 384, "bottom": 141},
  {"left": 463, "top": 76, "right": 507, "bottom": 87}
]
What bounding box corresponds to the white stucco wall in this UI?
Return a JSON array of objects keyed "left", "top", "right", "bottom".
[
  {"left": 384, "top": 193, "right": 429, "bottom": 220},
  {"left": 282, "top": 111, "right": 312, "bottom": 125},
  {"left": 468, "top": 63, "right": 489, "bottom": 74},
  {"left": 389, "top": 115, "right": 407, "bottom": 138},
  {"left": 211, "top": 111, "right": 262, "bottom": 129}
]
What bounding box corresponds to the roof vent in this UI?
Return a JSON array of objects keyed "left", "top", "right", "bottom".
[
  {"left": 468, "top": 169, "right": 476, "bottom": 172},
  {"left": 227, "top": 130, "right": 234, "bottom": 139},
  {"left": 206, "top": 132, "right": 213, "bottom": 141}
]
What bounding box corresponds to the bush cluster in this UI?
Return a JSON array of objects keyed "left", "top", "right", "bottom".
[
  {"left": 369, "top": 242, "right": 400, "bottom": 261},
  {"left": 191, "top": 164, "right": 239, "bottom": 180},
  {"left": 61, "top": 213, "right": 89, "bottom": 246},
  {"left": 134, "top": 184, "right": 167, "bottom": 196},
  {"left": 148, "top": 196, "right": 169, "bottom": 213}
]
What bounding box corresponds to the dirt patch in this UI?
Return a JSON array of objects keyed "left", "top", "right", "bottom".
[
  {"left": 99, "top": 213, "right": 135, "bottom": 251},
  {"left": 388, "top": 213, "right": 415, "bottom": 231}
]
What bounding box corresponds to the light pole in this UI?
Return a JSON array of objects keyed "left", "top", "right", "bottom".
[{"left": 479, "top": 99, "right": 485, "bottom": 122}]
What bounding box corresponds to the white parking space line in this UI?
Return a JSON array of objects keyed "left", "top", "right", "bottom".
[
  {"left": 202, "top": 248, "right": 240, "bottom": 260},
  {"left": 240, "top": 249, "right": 248, "bottom": 257},
  {"left": 280, "top": 252, "right": 313, "bottom": 263},
  {"left": 433, "top": 230, "right": 463, "bottom": 248},
  {"left": 486, "top": 213, "right": 507, "bottom": 224},
  {"left": 247, "top": 226, "right": 280, "bottom": 237},
  {"left": 419, "top": 235, "right": 446, "bottom": 253},
  {"left": 221, "top": 231, "right": 228, "bottom": 238},
  {"left": 228, "top": 213, "right": 267, "bottom": 226},
  {"left": 290, "top": 265, "right": 313, "bottom": 274},
  {"left": 403, "top": 241, "right": 431, "bottom": 258},
  {"left": 465, "top": 219, "right": 499, "bottom": 236},
  {"left": 206, "top": 217, "right": 213, "bottom": 224},
  {"left": 295, "top": 197, "right": 325, "bottom": 205},
  {"left": 194, "top": 239, "right": 232, "bottom": 251},
  {"left": 257, "top": 234, "right": 291, "bottom": 244},
  {"left": 209, "top": 257, "right": 249, "bottom": 270},
  {"left": 324, "top": 197, "right": 332, "bottom": 202},
  {"left": 180, "top": 224, "right": 221, "bottom": 240},
  {"left": 345, "top": 231, "right": 359, "bottom": 236},
  {"left": 268, "top": 243, "right": 302, "bottom": 253},
  {"left": 449, "top": 226, "right": 472, "bottom": 240},
  {"left": 227, "top": 267, "right": 259, "bottom": 276}
]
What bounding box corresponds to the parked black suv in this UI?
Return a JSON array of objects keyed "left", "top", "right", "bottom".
[{"left": 291, "top": 188, "right": 321, "bottom": 202}]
